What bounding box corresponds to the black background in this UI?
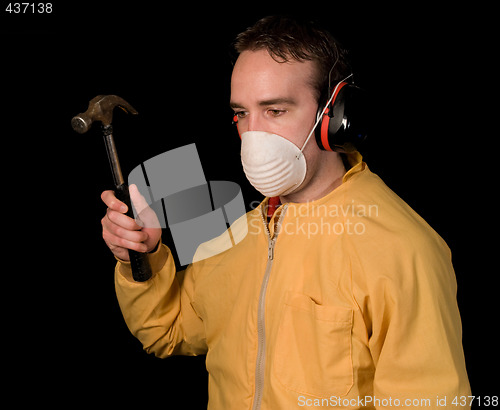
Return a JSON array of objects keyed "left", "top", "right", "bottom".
[{"left": 2, "top": 2, "right": 497, "bottom": 407}]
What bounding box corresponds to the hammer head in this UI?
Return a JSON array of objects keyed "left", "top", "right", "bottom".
[{"left": 71, "top": 95, "right": 138, "bottom": 134}]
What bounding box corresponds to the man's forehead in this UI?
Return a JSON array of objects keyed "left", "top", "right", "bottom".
[
  {"left": 232, "top": 49, "right": 313, "bottom": 78},
  {"left": 230, "top": 50, "right": 315, "bottom": 105}
]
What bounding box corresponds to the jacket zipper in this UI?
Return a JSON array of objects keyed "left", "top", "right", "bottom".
[{"left": 251, "top": 204, "right": 287, "bottom": 410}]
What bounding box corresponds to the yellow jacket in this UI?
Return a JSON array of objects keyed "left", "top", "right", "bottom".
[{"left": 115, "top": 155, "right": 470, "bottom": 409}]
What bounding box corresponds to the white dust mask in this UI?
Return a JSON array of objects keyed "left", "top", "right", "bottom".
[{"left": 240, "top": 131, "right": 307, "bottom": 197}]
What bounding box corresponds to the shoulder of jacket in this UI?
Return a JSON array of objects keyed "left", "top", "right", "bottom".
[{"left": 340, "top": 169, "right": 451, "bottom": 275}]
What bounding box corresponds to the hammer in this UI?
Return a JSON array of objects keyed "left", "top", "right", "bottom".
[{"left": 71, "top": 95, "right": 152, "bottom": 282}]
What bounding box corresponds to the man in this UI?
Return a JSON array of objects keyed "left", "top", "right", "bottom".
[{"left": 101, "top": 16, "right": 470, "bottom": 409}]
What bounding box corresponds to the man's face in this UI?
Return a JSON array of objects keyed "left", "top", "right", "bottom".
[{"left": 230, "top": 49, "right": 319, "bottom": 150}]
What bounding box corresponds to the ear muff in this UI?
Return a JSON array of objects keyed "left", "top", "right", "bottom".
[{"left": 315, "top": 82, "right": 368, "bottom": 153}]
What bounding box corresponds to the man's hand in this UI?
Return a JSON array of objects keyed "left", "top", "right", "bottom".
[{"left": 101, "top": 184, "right": 162, "bottom": 261}]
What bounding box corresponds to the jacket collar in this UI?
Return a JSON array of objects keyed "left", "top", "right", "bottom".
[{"left": 257, "top": 151, "right": 367, "bottom": 218}]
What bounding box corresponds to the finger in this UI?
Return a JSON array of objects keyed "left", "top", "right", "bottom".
[
  {"left": 102, "top": 213, "right": 148, "bottom": 243},
  {"left": 105, "top": 208, "right": 142, "bottom": 231},
  {"left": 101, "top": 190, "right": 128, "bottom": 213},
  {"left": 129, "top": 184, "right": 162, "bottom": 229},
  {"left": 105, "top": 240, "right": 130, "bottom": 261},
  {"left": 102, "top": 228, "right": 148, "bottom": 254},
  {"left": 129, "top": 184, "right": 150, "bottom": 215}
]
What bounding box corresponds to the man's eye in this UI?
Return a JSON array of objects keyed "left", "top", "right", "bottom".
[
  {"left": 268, "top": 109, "right": 286, "bottom": 117},
  {"left": 234, "top": 111, "right": 248, "bottom": 119}
]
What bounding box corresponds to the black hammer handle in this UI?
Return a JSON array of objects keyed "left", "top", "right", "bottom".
[{"left": 115, "top": 183, "right": 153, "bottom": 282}]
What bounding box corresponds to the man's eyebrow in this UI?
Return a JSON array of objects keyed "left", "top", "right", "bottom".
[
  {"left": 258, "top": 98, "right": 297, "bottom": 107},
  {"left": 230, "top": 101, "right": 245, "bottom": 110},
  {"left": 230, "top": 98, "right": 297, "bottom": 110}
]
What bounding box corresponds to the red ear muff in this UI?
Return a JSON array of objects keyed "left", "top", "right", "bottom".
[
  {"left": 319, "top": 107, "right": 332, "bottom": 151},
  {"left": 232, "top": 115, "right": 241, "bottom": 139},
  {"left": 316, "top": 81, "right": 348, "bottom": 151},
  {"left": 315, "top": 82, "right": 368, "bottom": 153}
]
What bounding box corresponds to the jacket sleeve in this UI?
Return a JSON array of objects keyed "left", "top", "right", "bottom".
[
  {"left": 114, "top": 241, "right": 207, "bottom": 358},
  {"left": 354, "top": 231, "right": 471, "bottom": 408}
]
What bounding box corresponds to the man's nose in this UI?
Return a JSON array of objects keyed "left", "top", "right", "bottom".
[{"left": 247, "top": 113, "right": 265, "bottom": 133}]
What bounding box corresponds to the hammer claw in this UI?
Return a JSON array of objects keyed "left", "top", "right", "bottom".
[{"left": 71, "top": 94, "right": 138, "bottom": 133}]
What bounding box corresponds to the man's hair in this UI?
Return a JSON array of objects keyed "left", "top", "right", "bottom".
[{"left": 233, "top": 15, "right": 351, "bottom": 103}]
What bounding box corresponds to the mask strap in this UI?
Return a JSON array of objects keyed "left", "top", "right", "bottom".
[{"left": 296, "top": 73, "right": 353, "bottom": 159}]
